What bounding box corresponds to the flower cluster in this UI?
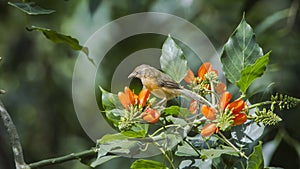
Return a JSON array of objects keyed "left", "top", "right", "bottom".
[
  {"left": 184, "top": 62, "right": 248, "bottom": 137},
  {"left": 201, "top": 92, "right": 247, "bottom": 137},
  {"left": 184, "top": 62, "right": 226, "bottom": 95},
  {"left": 118, "top": 87, "right": 160, "bottom": 124}
]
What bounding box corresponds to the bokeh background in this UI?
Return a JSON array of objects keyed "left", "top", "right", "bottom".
[{"left": 0, "top": 0, "right": 300, "bottom": 169}]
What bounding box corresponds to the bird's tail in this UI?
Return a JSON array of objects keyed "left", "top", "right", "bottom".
[{"left": 178, "top": 88, "right": 207, "bottom": 104}]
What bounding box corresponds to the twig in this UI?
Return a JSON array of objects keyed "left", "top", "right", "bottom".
[
  {"left": 0, "top": 100, "right": 29, "bottom": 169},
  {"left": 28, "top": 148, "right": 97, "bottom": 168},
  {"left": 247, "top": 101, "right": 273, "bottom": 109}
]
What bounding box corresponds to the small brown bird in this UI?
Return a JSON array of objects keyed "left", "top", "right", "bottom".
[{"left": 128, "top": 64, "right": 205, "bottom": 105}]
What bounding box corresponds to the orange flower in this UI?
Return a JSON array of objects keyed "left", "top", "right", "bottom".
[
  {"left": 201, "top": 123, "right": 218, "bottom": 137},
  {"left": 218, "top": 92, "right": 247, "bottom": 125},
  {"left": 198, "top": 62, "right": 215, "bottom": 80},
  {"left": 118, "top": 87, "right": 150, "bottom": 109},
  {"left": 142, "top": 108, "right": 160, "bottom": 123},
  {"left": 218, "top": 91, "right": 232, "bottom": 111},
  {"left": 189, "top": 100, "right": 198, "bottom": 114},
  {"left": 201, "top": 105, "right": 216, "bottom": 120},
  {"left": 184, "top": 68, "right": 195, "bottom": 84},
  {"left": 118, "top": 87, "right": 136, "bottom": 109},
  {"left": 215, "top": 82, "right": 227, "bottom": 94},
  {"left": 227, "top": 99, "right": 246, "bottom": 114},
  {"left": 184, "top": 62, "right": 226, "bottom": 94},
  {"left": 184, "top": 62, "right": 216, "bottom": 84},
  {"left": 233, "top": 113, "right": 247, "bottom": 126},
  {"left": 138, "top": 89, "right": 150, "bottom": 107}
]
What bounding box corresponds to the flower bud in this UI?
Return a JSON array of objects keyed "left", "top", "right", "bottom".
[
  {"left": 142, "top": 108, "right": 160, "bottom": 123},
  {"left": 189, "top": 100, "right": 197, "bottom": 114},
  {"left": 201, "top": 123, "right": 217, "bottom": 137}
]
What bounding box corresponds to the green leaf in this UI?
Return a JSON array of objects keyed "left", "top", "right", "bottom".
[
  {"left": 99, "top": 86, "right": 121, "bottom": 110},
  {"left": 166, "top": 116, "right": 187, "bottom": 125},
  {"left": 236, "top": 52, "right": 270, "bottom": 94},
  {"left": 105, "top": 109, "right": 123, "bottom": 127},
  {"left": 201, "top": 146, "right": 239, "bottom": 159},
  {"left": 99, "top": 133, "right": 129, "bottom": 144},
  {"left": 90, "top": 155, "right": 120, "bottom": 168},
  {"left": 130, "top": 159, "right": 167, "bottom": 169},
  {"left": 121, "top": 124, "right": 149, "bottom": 138},
  {"left": 175, "top": 141, "right": 200, "bottom": 157},
  {"left": 179, "top": 159, "right": 212, "bottom": 169},
  {"left": 160, "top": 35, "right": 188, "bottom": 83},
  {"left": 247, "top": 141, "right": 264, "bottom": 169},
  {"left": 98, "top": 139, "right": 143, "bottom": 157},
  {"left": 221, "top": 16, "right": 263, "bottom": 86},
  {"left": 163, "top": 106, "right": 191, "bottom": 117},
  {"left": 26, "top": 26, "right": 89, "bottom": 56},
  {"left": 8, "top": 2, "right": 55, "bottom": 15}
]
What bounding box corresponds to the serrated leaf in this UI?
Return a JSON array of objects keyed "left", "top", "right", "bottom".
[
  {"left": 160, "top": 35, "right": 188, "bottom": 83},
  {"left": 237, "top": 52, "right": 270, "bottom": 94},
  {"left": 90, "top": 155, "right": 120, "bottom": 168},
  {"left": 8, "top": 2, "right": 55, "bottom": 15},
  {"left": 130, "top": 159, "right": 167, "bottom": 169},
  {"left": 26, "top": 26, "right": 89, "bottom": 57},
  {"left": 221, "top": 16, "right": 263, "bottom": 85},
  {"left": 99, "top": 86, "right": 121, "bottom": 110},
  {"left": 247, "top": 141, "right": 264, "bottom": 169}
]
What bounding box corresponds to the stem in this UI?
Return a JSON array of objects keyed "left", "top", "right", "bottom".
[
  {"left": 28, "top": 148, "right": 97, "bottom": 168},
  {"left": 0, "top": 100, "right": 29, "bottom": 169},
  {"left": 248, "top": 101, "right": 273, "bottom": 109},
  {"left": 218, "top": 132, "right": 248, "bottom": 160},
  {"left": 158, "top": 147, "right": 175, "bottom": 169},
  {"left": 149, "top": 124, "right": 181, "bottom": 137},
  {"left": 210, "top": 81, "right": 216, "bottom": 106}
]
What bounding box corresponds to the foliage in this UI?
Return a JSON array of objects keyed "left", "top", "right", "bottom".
[
  {"left": 93, "top": 18, "right": 298, "bottom": 168},
  {"left": 2, "top": 1, "right": 300, "bottom": 169}
]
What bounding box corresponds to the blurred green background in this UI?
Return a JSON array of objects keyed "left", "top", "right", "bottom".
[{"left": 0, "top": 0, "right": 299, "bottom": 169}]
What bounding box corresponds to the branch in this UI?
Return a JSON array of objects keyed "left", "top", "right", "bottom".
[
  {"left": 28, "top": 148, "right": 97, "bottom": 168},
  {"left": 0, "top": 100, "right": 29, "bottom": 169}
]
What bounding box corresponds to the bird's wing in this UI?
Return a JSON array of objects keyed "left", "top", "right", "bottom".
[{"left": 157, "top": 75, "right": 181, "bottom": 89}]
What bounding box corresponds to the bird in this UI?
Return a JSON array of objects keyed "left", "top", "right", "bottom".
[{"left": 128, "top": 64, "right": 205, "bottom": 105}]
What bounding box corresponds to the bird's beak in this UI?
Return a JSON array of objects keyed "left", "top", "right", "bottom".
[{"left": 128, "top": 72, "right": 135, "bottom": 78}]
